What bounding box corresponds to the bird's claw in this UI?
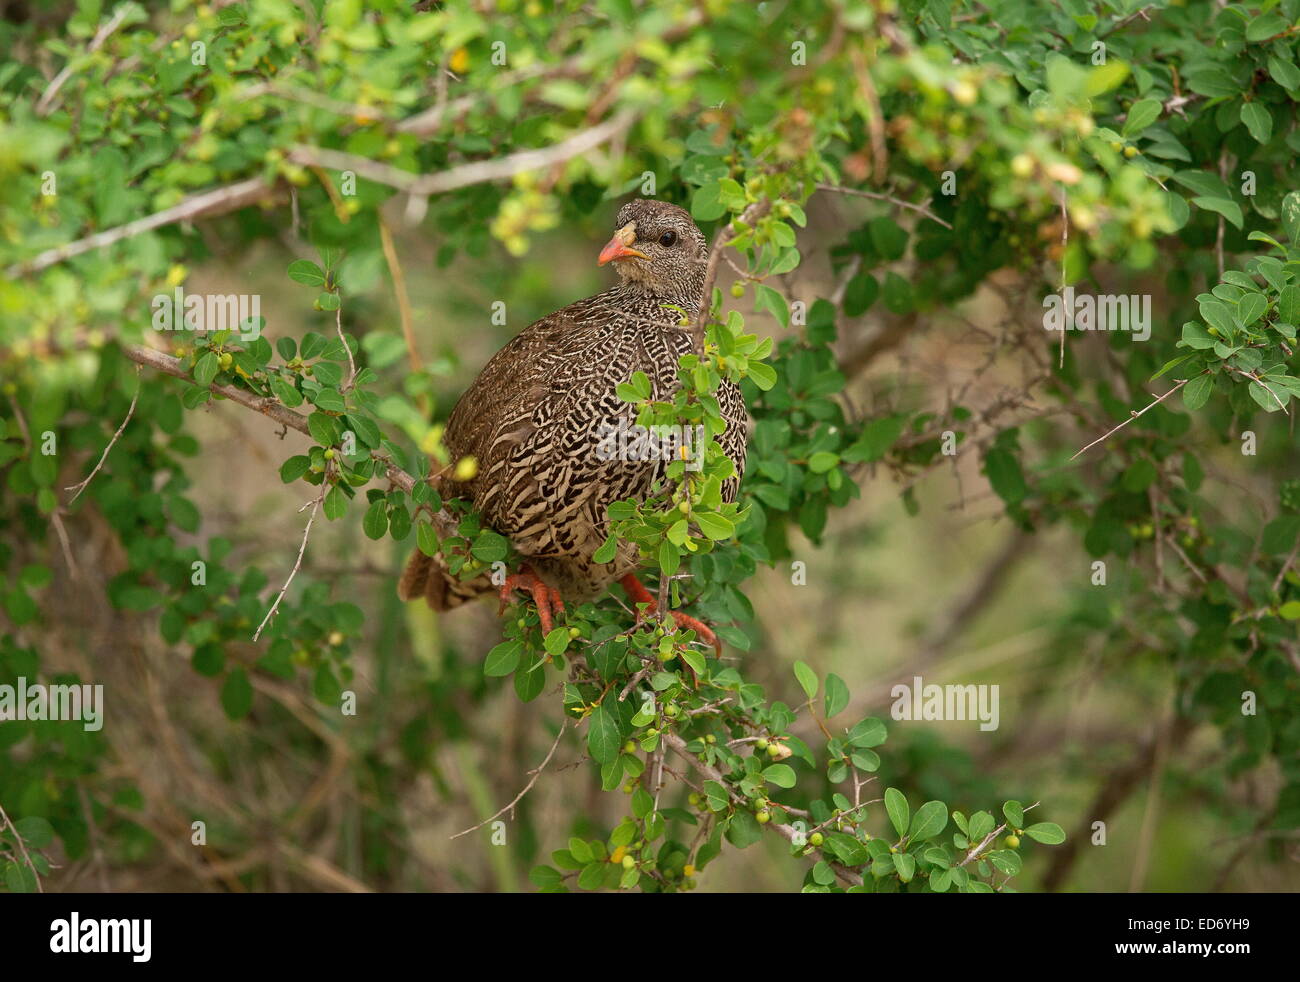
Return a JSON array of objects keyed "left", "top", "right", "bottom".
[{"left": 498, "top": 566, "right": 565, "bottom": 635}]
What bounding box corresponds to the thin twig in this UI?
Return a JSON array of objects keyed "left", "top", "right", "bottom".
[
  {"left": 1069, "top": 377, "right": 1194, "bottom": 460},
  {"left": 956, "top": 802, "right": 1039, "bottom": 868},
  {"left": 252, "top": 491, "right": 323, "bottom": 641},
  {"left": 66, "top": 365, "right": 141, "bottom": 502},
  {"left": 378, "top": 215, "right": 423, "bottom": 376},
  {"left": 449, "top": 721, "right": 568, "bottom": 839},
  {"left": 35, "top": 4, "right": 133, "bottom": 116},
  {"left": 335, "top": 301, "right": 356, "bottom": 393},
  {"left": 815, "top": 183, "right": 952, "bottom": 229}
]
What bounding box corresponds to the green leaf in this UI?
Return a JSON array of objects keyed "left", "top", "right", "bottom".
[
  {"left": 988, "top": 848, "right": 1023, "bottom": 876},
  {"left": 1182, "top": 374, "right": 1213, "bottom": 411},
  {"left": 1268, "top": 55, "right": 1300, "bottom": 91},
  {"left": 529, "top": 865, "right": 564, "bottom": 890},
  {"left": 1240, "top": 102, "right": 1273, "bottom": 144},
  {"left": 14, "top": 816, "right": 54, "bottom": 849},
  {"left": 279, "top": 455, "right": 311, "bottom": 483},
  {"left": 807, "top": 451, "right": 839, "bottom": 474},
  {"left": 1024, "top": 822, "right": 1066, "bottom": 845},
  {"left": 193, "top": 352, "right": 219, "bottom": 385},
  {"left": 793, "top": 660, "right": 818, "bottom": 699},
  {"left": 1200, "top": 298, "right": 1238, "bottom": 338},
  {"left": 843, "top": 272, "right": 879, "bottom": 317},
  {"left": 968, "top": 810, "right": 995, "bottom": 842},
  {"left": 471, "top": 530, "right": 509, "bottom": 563},
  {"left": 4, "top": 861, "right": 37, "bottom": 893},
  {"left": 1191, "top": 196, "right": 1243, "bottom": 230},
  {"left": 1122, "top": 98, "right": 1161, "bottom": 137},
  {"left": 308, "top": 411, "right": 340, "bottom": 447},
  {"left": 658, "top": 539, "right": 680, "bottom": 576},
  {"left": 868, "top": 217, "right": 908, "bottom": 260},
  {"left": 983, "top": 449, "right": 1027, "bottom": 505},
  {"left": 288, "top": 259, "right": 326, "bottom": 286},
  {"left": 893, "top": 851, "right": 916, "bottom": 882},
  {"left": 1003, "top": 800, "right": 1025, "bottom": 828},
  {"left": 1282, "top": 191, "right": 1300, "bottom": 246},
  {"left": 1238, "top": 292, "right": 1266, "bottom": 326},
  {"left": 362, "top": 500, "right": 388, "bottom": 539},
  {"left": 587, "top": 703, "right": 621, "bottom": 764},
  {"left": 844, "top": 415, "right": 905, "bottom": 463},
  {"left": 763, "top": 763, "right": 796, "bottom": 788},
  {"left": 909, "top": 800, "right": 949, "bottom": 842},
  {"left": 484, "top": 639, "right": 522, "bottom": 677},
  {"left": 543, "top": 627, "right": 571, "bottom": 658},
  {"left": 885, "top": 787, "right": 909, "bottom": 839},
  {"left": 1278, "top": 285, "right": 1300, "bottom": 325},
  {"left": 725, "top": 809, "right": 763, "bottom": 848},
  {"left": 848, "top": 717, "right": 887, "bottom": 747},
  {"left": 824, "top": 673, "right": 849, "bottom": 718},
  {"left": 312, "top": 387, "right": 346, "bottom": 413},
  {"left": 220, "top": 668, "right": 253, "bottom": 720},
  {"left": 416, "top": 521, "right": 438, "bottom": 558},
  {"left": 694, "top": 511, "right": 735, "bottom": 540},
  {"left": 691, "top": 182, "right": 727, "bottom": 222},
  {"left": 323, "top": 485, "right": 347, "bottom": 520},
  {"left": 593, "top": 533, "right": 618, "bottom": 564},
  {"left": 345, "top": 412, "right": 381, "bottom": 450},
  {"left": 270, "top": 376, "right": 303, "bottom": 407},
  {"left": 746, "top": 361, "right": 777, "bottom": 390},
  {"left": 1245, "top": 12, "right": 1288, "bottom": 42}
]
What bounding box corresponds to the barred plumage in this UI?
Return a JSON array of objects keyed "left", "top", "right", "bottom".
[{"left": 399, "top": 199, "right": 748, "bottom": 612}]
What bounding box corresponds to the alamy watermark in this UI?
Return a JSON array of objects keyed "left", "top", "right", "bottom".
[
  {"left": 0, "top": 677, "right": 103, "bottom": 731},
  {"left": 152, "top": 286, "right": 262, "bottom": 341},
  {"left": 594, "top": 420, "right": 708, "bottom": 472},
  {"left": 1042, "top": 287, "right": 1151, "bottom": 342},
  {"left": 890, "top": 675, "right": 999, "bottom": 732}
]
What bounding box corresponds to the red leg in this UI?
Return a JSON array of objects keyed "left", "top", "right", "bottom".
[
  {"left": 618, "top": 574, "right": 722, "bottom": 656},
  {"left": 499, "top": 565, "right": 559, "bottom": 635}
]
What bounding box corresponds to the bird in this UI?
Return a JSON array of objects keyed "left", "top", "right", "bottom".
[{"left": 398, "top": 198, "right": 748, "bottom": 650}]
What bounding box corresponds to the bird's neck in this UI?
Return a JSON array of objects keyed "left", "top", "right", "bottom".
[{"left": 612, "top": 264, "right": 706, "bottom": 314}]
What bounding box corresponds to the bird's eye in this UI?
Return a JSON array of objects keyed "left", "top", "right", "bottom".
[{"left": 659, "top": 230, "right": 677, "bottom": 247}]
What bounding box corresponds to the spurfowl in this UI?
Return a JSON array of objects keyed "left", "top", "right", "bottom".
[{"left": 398, "top": 199, "right": 748, "bottom": 650}]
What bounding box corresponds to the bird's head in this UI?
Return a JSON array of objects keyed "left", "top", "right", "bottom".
[{"left": 597, "top": 199, "right": 708, "bottom": 301}]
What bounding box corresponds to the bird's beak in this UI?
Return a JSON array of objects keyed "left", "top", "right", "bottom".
[{"left": 598, "top": 222, "right": 648, "bottom": 265}]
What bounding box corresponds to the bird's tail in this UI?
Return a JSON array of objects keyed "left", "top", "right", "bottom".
[{"left": 397, "top": 550, "right": 495, "bottom": 610}]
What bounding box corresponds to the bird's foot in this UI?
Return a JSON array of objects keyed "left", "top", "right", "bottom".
[
  {"left": 618, "top": 574, "right": 722, "bottom": 658},
  {"left": 498, "top": 565, "right": 565, "bottom": 635}
]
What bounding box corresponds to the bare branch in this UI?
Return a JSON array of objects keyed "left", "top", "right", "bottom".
[
  {"left": 252, "top": 491, "right": 323, "bottom": 642},
  {"left": 1069, "top": 377, "right": 1195, "bottom": 461},
  {"left": 815, "top": 183, "right": 952, "bottom": 229},
  {"left": 66, "top": 365, "right": 142, "bottom": 503},
  {"left": 450, "top": 721, "right": 568, "bottom": 839},
  {"left": 289, "top": 109, "right": 638, "bottom": 199},
  {"left": 7, "top": 178, "right": 277, "bottom": 278}
]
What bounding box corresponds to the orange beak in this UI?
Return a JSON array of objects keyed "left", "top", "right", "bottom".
[{"left": 597, "top": 222, "right": 648, "bottom": 265}]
